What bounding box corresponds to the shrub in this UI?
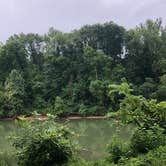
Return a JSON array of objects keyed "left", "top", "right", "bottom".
[
  {"left": 79, "top": 105, "right": 106, "bottom": 116},
  {"left": 53, "top": 96, "right": 66, "bottom": 117},
  {"left": 138, "top": 78, "right": 156, "bottom": 99},
  {"left": 122, "top": 145, "right": 166, "bottom": 166},
  {"left": 107, "top": 136, "right": 130, "bottom": 164},
  {"left": 130, "top": 126, "right": 166, "bottom": 154},
  {"left": 12, "top": 121, "right": 73, "bottom": 166}
]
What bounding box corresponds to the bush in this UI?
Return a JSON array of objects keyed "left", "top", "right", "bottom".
[
  {"left": 12, "top": 121, "right": 73, "bottom": 166},
  {"left": 78, "top": 103, "right": 88, "bottom": 116},
  {"left": 79, "top": 104, "right": 106, "bottom": 116},
  {"left": 141, "top": 145, "right": 166, "bottom": 166},
  {"left": 122, "top": 145, "right": 166, "bottom": 166},
  {"left": 130, "top": 126, "right": 166, "bottom": 154},
  {"left": 138, "top": 78, "right": 156, "bottom": 99},
  {"left": 53, "top": 96, "right": 66, "bottom": 117},
  {"left": 107, "top": 136, "right": 130, "bottom": 164}
]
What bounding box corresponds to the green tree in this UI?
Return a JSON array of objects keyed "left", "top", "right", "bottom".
[
  {"left": 84, "top": 46, "right": 113, "bottom": 80},
  {"left": 156, "top": 74, "right": 166, "bottom": 101},
  {"left": 138, "top": 77, "right": 156, "bottom": 99},
  {"left": 22, "top": 33, "right": 44, "bottom": 69},
  {"left": 4, "top": 70, "right": 25, "bottom": 117},
  {"left": 0, "top": 85, "right": 5, "bottom": 117},
  {"left": 89, "top": 80, "right": 108, "bottom": 106},
  {"left": 125, "top": 18, "right": 165, "bottom": 84},
  {"left": 76, "top": 22, "right": 125, "bottom": 60},
  {"left": 0, "top": 36, "right": 28, "bottom": 82}
]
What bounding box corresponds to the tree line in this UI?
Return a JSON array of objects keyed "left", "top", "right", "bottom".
[
  {"left": 0, "top": 18, "right": 166, "bottom": 118},
  {"left": 5, "top": 82, "right": 166, "bottom": 166}
]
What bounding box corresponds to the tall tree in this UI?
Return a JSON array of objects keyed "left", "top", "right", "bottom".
[
  {"left": 125, "top": 18, "right": 165, "bottom": 84},
  {"left": 75, "top": 22, "right": 125, "bottom": 60},
  {"left": 0, "top": 36, "right": 28, "bottom": 82},
  {"left": 4, "top": 70, "right": 25, "bottom": 117}
]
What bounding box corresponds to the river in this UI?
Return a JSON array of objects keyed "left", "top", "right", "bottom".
[{"left": 0, "top": 119, "right": 133, "bottom": 165}]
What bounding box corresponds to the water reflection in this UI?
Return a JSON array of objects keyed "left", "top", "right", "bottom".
[{"left": 67, "top": 119, "right": 133, "bottom": 160}]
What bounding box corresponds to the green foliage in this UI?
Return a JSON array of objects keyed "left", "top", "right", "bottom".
[
  {"left": 5, "top": 70, "right": 25, "bottom": 98},
  {"left": 84, "top": 46, "right": 113, "bottom": 80},
  {"left": 125, "top": 18, "right": 165, "bottom": 84},
  {"left": 111, "top": 64, "right": 126, "bottom": 82},
  {"left": 156, "top": 74, "right": 166, "bottom": 101},
  {"left": 0, "top": 88, "right": 5, "bottom": 118},
  {"left": 122, "top": 145, "right": 166, "bottom": 166},
  {"left": 108, "top": 81, "right": 133, "bottom": 98},
  {"left": 53, "top": 96, "right": 66, "bottom": 116},
  {"left": 78, "top": 103, "right": 88, "bottom": 116},
  {"left": 0, "top": 18, "right": 166, "bottom": 166},
  {"left": 108, "top": 81, "right": 166, "bottom": 129},
  {"left": 131, "top": 126, "right": 166, "bottom": 154},
  {"left": 0, "top": 36, "right": 28, "bottom": 82},
  {"left": 78, "top": 22, "right": 125, "bottom": 60},
  {"left": 12, "top": 121, "right": 73, "bottom": 166},
  {"left": 107, "top": 136, "right": 130, "bottom": 164},
  {"left": 79, "top": 104, "right": 106, "bottom": 116},
  {"left": 108, "top": 80, "right": 133, "bottom": 111},
  {"left": 3, "top": 70, "right": 25, "bottom": 117},
  {"left": 107, "top": 81, "right": 166, "bottom": 165},
  {"left": 89, "top": 80, "right": 109, "bottom": 106},
  {"left": 138, "top": 78, "right": 156, "bottom": 99},
  {"left": 89, "top": 80, "right": 105, "bottom": 100},
  {"left": 0, "top": 19, "right": 165, "bottom": 117}
]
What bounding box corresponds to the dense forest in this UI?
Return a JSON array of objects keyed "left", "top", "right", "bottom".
[
  {"left": 0, "top": 18, "right": 166, "bottom": 118},
  {"left": 0, "top": 18, "right": 166, "bottom": 166}
]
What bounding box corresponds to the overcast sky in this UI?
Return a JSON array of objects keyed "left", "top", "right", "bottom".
[{"left": 0, "top": 0, "right": 166, "bottom": 42}]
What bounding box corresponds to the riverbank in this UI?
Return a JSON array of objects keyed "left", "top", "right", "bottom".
[
  {"left": 67, "top": 116, "right": 106, "bottom": 120},
  {"left": 0, "top": 115, "right": 106, "bottom": 121}
]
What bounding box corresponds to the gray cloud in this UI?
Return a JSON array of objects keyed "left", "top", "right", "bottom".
[{"left": 0, "top": 0, "right": 166, "bottom": 42}]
